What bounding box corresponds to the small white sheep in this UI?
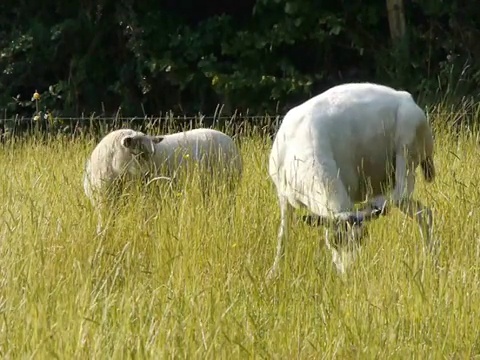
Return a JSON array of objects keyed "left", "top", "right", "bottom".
[
  {"left": 83, "top": 128, "right": 242, "bottom": 233},
  {"left": 83, "top": 129, "right": 164, "bottom": 231},
  {"left": 268, "top": 82, "right": 435, "bottom": 277}
]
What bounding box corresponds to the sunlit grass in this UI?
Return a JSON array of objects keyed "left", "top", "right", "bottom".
[{"left": 0, "top": 116, "right": 480, "bottom": 358}]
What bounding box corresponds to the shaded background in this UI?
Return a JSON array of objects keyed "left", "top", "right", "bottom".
[{"left": 0, "top": 0, "right": 479, "bottom": 118}]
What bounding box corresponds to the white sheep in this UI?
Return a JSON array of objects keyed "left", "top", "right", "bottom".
[
  {"left": 83, "top": 128, "right": 242, "bottom": 233},
  {"left": 267, "top": 82, "right": 435, "bottom": 277}
]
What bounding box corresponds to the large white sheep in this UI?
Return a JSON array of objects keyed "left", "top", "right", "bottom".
[
  {"left": 268, "top": 82, "right": 435, "bottom": 277},
  {"left": 83, "top": 128, "right": 242, "bottom": 233}
]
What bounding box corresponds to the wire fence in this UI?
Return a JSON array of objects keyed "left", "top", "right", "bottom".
[
  {"left": 0, "top": 113, "right": 284, "bottom": 141},
  {"left": 0, "top": 107, "right": 479, "bottom": 142}
]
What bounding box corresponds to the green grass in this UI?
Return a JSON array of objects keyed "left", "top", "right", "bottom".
[{"left": 1, "top": 119, "right": 480, "bottom": 359}]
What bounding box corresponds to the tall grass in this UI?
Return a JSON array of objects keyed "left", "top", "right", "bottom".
[{"left": 1, "top": 113, "right": 480, "bottom": 358}]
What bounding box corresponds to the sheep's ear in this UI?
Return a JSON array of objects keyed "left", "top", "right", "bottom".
[
  {"left": 151, "top": 136, "right": 164, "bottom": 144},
  {"left": 371, "top": 207, "right": 384, "bottom": 218},
  {"left": 121, "top": 136, "right": 135, "bottom": 148}
]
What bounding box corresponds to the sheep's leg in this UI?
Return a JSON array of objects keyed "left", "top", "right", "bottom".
[
  {"left": 90, "top": 193, "right": 108, "bottom": 236},
  {"left": 324, "top": 226, "right": 362, "bottom": 274},
  {"left": 392, "top": 153, "right": 433, "bottom": 243},
  {"left": 96, "top": 203, "right": 115, "bottom": 236},
  {"left": 302, "top": 213, "right": 362, "bottom": 273},
  {"left": 213, "top": 171, "right": 239, "bottom": 228},
  {"left": 395, "top": 198, "right": 435, "bottom": 252},
  {"left": 267, "top": 195, "right": 291, "bottom": 280},
  {"left": 324, "top": 227, "right": 344, "bottom": 273},
  {"left": 324, "top": 211, "right": 373, "bottom": 274},
  {"left": 95, "top": 188, "right": 121, "bottom": 236},
  {"left": 198, "top": 162, "right": 215, "bottom": 206},
  {"left": 96, "top": 211, "right": 105, "bottom": 235},
  {"left": 225, "top": 173, "right": 240, "bottom": 227},
  {"left": 392, "top": 152, "right": 414, "bottom": 201},
  {"left": 391, "top": 154, "right": 436, "bottom": 252}
]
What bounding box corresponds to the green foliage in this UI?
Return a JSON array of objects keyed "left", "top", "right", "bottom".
[{"left": 0, "top": 0, "right": 479, "bottom": 117}]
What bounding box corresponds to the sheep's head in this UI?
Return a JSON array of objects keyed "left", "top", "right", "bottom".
[
  {"left": 121, "top": 133, "right": 164, "bottom": 157},
  {"left": 119, "top": 132, "right": 164, "bottom": 177},
  {"left": 332, "top": 207, "right": 383, "bottom": 248},
  {"left": 325, "top": 207, "right": 383, "bottom": 273}
]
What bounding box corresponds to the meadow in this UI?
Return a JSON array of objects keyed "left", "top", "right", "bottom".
[{"left": 1, "top": 111, "right": 480, "bottom": 359}]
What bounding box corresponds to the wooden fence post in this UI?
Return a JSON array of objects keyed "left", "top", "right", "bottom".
[{"left": 386, "top": 0, "right": 406, "bottom": 40}]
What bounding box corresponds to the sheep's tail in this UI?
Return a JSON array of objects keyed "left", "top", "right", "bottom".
[
  {"left": 421, "top": 156, "right": 435, "bottom": 183},
  {"left": 396, "top": 94, "right": 435, "bottom": 184},
  {"left": 418, "top": 115, "right": 435, "bottom": 183}
]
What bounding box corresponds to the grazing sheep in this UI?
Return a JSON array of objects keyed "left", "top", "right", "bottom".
[
  {"left": 83, "top": 129, "right": 164, "bottom": 232},
  {"left": 267, "top": 82, "right": 435, "bottom": 277},
  {"left": 83, "top": 128, "right": 242, "bottom": 233}
]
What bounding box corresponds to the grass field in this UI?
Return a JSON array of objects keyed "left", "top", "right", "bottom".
[{"left": 1, "top": 115, "right": 480, "bottom": 359}]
